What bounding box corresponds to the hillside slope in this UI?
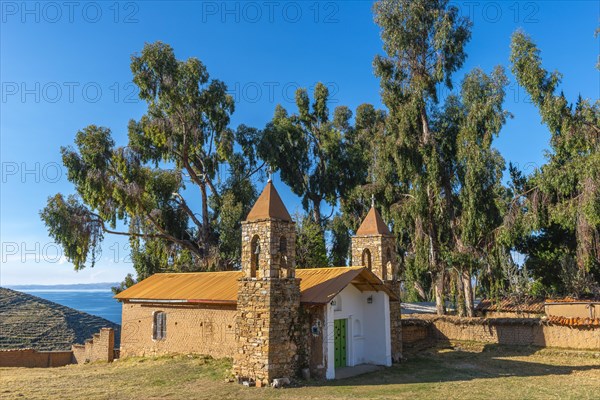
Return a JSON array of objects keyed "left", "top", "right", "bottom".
[{"left": 0, "top": 287, "right": 120, "bottom": 351}]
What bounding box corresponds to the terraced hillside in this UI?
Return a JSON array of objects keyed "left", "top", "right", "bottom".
[{"left": 0, "top": 288, "right": 120, "bottom": 351}]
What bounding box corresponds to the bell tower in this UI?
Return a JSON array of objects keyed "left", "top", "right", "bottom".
[
  {"left": 351, "top": 203, "right": 403, "bottom": 362},
  {"left": 234, "top": 180, "right": 300, "bottom": 386},
  {"left": 240, "top": 180, "right": 296, "bottom": 279},
  {"left": 351, "top": 204, "right": 398, "bottom": 282}
]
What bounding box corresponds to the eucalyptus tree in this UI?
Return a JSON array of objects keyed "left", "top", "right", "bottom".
[
  {"left": 509, "top": 31, "right": 600, "bottom": 294},
  {"left": 451, "top": 67, "right": 510, "bottom": 315},
  {"left": 295, "top": 213, "right": 330, "bottom": 268},
  {"left": 331, "top": 103, "right": 393, "bottom": 265},
  {"left": 41, "top": 42, "right": 255, "bottom": 282},
  {"left": 373, "top": 0, "right": 471, "bottom": 314},
  {"left": 254, "top": 83, "right": 367, "bottom": 226}
]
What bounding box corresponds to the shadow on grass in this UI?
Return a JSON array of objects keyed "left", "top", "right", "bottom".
[{"left": 313, "top": 344, "right": 600, "bottom": 387}]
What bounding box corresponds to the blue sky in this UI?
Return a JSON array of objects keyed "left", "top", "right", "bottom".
[{"left": 1, "top": 1, "right": 598, "bottom": 285}]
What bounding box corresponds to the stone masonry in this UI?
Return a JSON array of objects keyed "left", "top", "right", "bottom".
[
  {"left": 234, "top": 278, "right": 301, "bottom": 385},
  {"left": 119, "top": 303, "right": 237, "bottom": 358},
  {"left": 240, "top": 218, "right": 297, "bottom": 279},
  {"left": 351, "top": 234, "right": 398, "bottom": 281},
  {"left": 386, "top": 281, "right": 403, "bottom": 362},
  {"left": 234, "top": 188, "right": 301, "bottom": 385},
  {"left": 71, "top": 327, "right": 115, "bottom": 363},
  {"left": 401, "top": 316, "right": 600, "bottom": 350}
]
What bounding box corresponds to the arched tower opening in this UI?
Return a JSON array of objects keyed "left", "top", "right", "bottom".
[
  {"left": 362, "top": 249, "right": 372, "bottom": 271},
  {"left": 279, "top": 236, "right": 293, "bottom": 278},
  {"left": 250, "top": 235, "right": 260, "bottom": 278}
]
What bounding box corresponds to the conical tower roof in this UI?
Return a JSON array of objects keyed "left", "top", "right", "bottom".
[
  {"left": 356, "top": 206, "right": 391, "bottom": 235},
  {"left": 246, "top": 181, "right": 292, "bottom": 222}
]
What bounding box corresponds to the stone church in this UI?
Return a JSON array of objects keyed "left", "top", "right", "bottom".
[{"left": 116, "top": 181, "right": 402, "bottom": 383}]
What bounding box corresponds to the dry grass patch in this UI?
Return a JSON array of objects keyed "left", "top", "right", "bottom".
[{"left": 1, "top": 346, "right": 599, "bottom": 399}]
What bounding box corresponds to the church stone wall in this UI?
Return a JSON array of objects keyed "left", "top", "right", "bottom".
[
  {"left": 386, "top": 282, "right": 403, "bottom": 362},
  {"left": 241, "top": 219, "right": 296, "bottom": 279},
  {"left": 119, "top": 302, "right": 237, "bottom": 359},
  {"left": 351, "top": 235, "right": 397, "bottom": 280},
  {"left": 298, "top": 305, "right": 327, "bottom": 379},
  {"left": 234, "top": 278, "right": 301, "bottom": 385}
]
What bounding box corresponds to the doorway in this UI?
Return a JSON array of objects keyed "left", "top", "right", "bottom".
[{"left": 334, "top": 319, "right": 347, "bottom": 368}]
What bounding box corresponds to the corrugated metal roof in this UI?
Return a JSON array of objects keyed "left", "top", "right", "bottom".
[{"left": 115, "top": 267, "right": 397, "bottom": 304}]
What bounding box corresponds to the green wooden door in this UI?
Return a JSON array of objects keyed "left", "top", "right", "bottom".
[{"left": 334, "top": 319, "right": 347, "bottom": 368}]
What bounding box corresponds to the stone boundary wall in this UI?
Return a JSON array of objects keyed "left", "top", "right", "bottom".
[
  {"left": 401, "top": 316, "right": 600, "bottom": 351},
  {"left": 0, "top": 328, "right": 116, "bottom": 368},
  {"left": 0, "top": 349, "right": 73, "bottom": 367},
  {"left": 71, "top": 328, "right": 115, "bottom": 364}
]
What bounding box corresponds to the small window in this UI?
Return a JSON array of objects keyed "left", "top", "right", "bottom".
[{"left": 153, "top": 311, "right": 166, "bottom": 340}]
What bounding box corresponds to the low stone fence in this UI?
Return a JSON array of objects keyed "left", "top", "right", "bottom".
[
  {"left": 401, "top": 315, "right": 600, "bottom": 351},
  {"left": 0, "top": 328, "right": 116, "bottom": 368},
  {"left": 0, "top": 349, "right": 74, "bottom": 368}
]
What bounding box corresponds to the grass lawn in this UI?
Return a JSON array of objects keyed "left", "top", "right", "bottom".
[{"left": 1, "top": 345, "right": 599, "bottom": 399}]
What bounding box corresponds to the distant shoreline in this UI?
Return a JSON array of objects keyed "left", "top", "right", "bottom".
[{"left": 4, "top": 283, "right": 119, "bottom": 291}]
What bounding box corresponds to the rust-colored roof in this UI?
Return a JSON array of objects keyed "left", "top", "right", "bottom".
[
  {"left": 356, "top": 206, "right": 391, "bottom": 235},
  {"left": 545, "top": 298, "right": 600, "bottom": 304},
  {"left": 115, "top": 267, "right": 398, "bottom": 304},
  {"left": 245, "top": 181, "right": 291, "bottom": 222},
  {"left": 476, "top": 297, "right": 545, "bottom": 314},
  {"left": 546, "top": 315, "right": 600, "bottom": 327}
]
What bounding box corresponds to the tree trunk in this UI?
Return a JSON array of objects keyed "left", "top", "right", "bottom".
[
  {"left": 414, "top": 281, "right": 427, "bottom": 301},
  {"left": 420, "top": 105, "right": 431, "bottom": 144},
  {"left": 434, "top": 271, "right": 445, "bottom": 315},
  {"left": 200, "top": 181, "right": 209, "bottom": 250},
  {"left": 456, "top": 270, "right": 466, "bottom": 317},
  {"left": 311, "top": 196, "right": 322, "bottom": 226},
  {"left": 462, "top": 269, "right": 474, "bottom": 317}
]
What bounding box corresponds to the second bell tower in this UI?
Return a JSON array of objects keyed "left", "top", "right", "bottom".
[{"left": 351, "top": 203, "right": 403, "bottom": 362}]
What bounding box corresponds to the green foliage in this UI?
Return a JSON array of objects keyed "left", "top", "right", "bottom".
[
  {"left": 41, "top": 42, "right": 257, "bottom": 283},
  {"left": 509, "top": 31, "right": 600, "bottom": 294},
  {"left": 402, "top": 255, "right": 432, "bottom": 302},
  {"left": 329, "top": 214, "right": 351, "bottom": 266},
  {"left": 295, "top": 214, "right": 329, "bottom": 268},
  {"left": 40, "top": 194, "right": 103, "bottom": 270},
  {"left": 371, "top": 0, "right": 515, "bottom": 313},
  {"left": 209, "top": 153, "right": 258, "bottom": 270},
  {"left": 112, "top": 273, "right": 136, "bottom": 295},
  {"left": 40, "top": 16, "right": 597, "bottom": 303},
  {"left": 254, "top": 83, "right": 367, "bottom": 226}
]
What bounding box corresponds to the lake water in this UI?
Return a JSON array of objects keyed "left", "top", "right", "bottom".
[{"left": 22, "top": 290, "right": 122, "bottom": 325}]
